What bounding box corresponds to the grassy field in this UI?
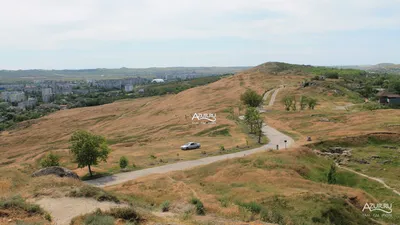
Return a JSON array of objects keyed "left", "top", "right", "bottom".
[
  {"left": 311, "top": 134, "right": 400, "bottom": 190},
  {"left": 108, "top": 148, "right": 399, "bottom": 224}
]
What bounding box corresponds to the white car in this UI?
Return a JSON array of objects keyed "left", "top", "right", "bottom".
[{"left": 181, "top": 142, "right": 201, "bottom": 150}]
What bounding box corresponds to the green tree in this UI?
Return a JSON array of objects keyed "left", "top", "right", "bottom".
[
  {"left": 389, "top": 80, "right": 400, "bottom": 94},
  {"left": 244, "top": 107, "right": 260, "bottom": 133},
  {"left": 69, "top": 130, "right": 110, "bottom": 177},
  {"left": 40, "top": 152, "right": 60, "bottom": 168},
  {"left": 119, "top": 156, "right": 129, "bottom": 169},
  {"left": 254, "top": 119, "right": 264, "bottom": 144},
  {"left": 327, "top": 164, "right": 337, "bottom": 184},
  {"left": 282, "top": 95, "right": 294, "bottom": 111},
  {"left": 291, "top": 96, "right": 297, "bottom": 111},
  {"left": 308, "top": 98, "right": 317, "bottom": 110},
  {"left": 300, "top": 96, "right": 308, "bottom": 110},
  {"left": 240, "top": 89, "right": 263, "bottom": 107}
]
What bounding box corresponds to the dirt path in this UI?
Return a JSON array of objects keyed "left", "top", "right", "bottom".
[
  {"left": 35, "top": 197, "right": 125, "bottom": 225},
  {"left": 337, "top": 164, "right": 400, "bottom": 196},
  {"left": 87, "top": 87, "right": 294, "bottom": 187},
  {"left": 268, "top": 87, "right": 280, "bottom": 107}
]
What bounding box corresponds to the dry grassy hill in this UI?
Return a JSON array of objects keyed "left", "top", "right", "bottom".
[
  {"left": 2, "top": 62, "right": 400, "bottom": 224},
  {"left": 0, "top": 63, "right": 302, "bottom": 175}
]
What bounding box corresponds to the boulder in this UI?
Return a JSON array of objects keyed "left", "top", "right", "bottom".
[{"left": 32, "top": 166, "right": 79, "bottom": 179}]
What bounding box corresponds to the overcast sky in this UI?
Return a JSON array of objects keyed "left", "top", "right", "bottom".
[{"left": 0, "top": 0, "right": 399, "bottom": 69}]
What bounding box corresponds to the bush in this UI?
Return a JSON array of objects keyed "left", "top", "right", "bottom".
[
  {"left": 69, "top": 186, "right": 120, "bottom": 203},
  {"left": 119, "top": 156, "right": 129, "bottom": 169},
  {"left": 40, "top": 152, "right": 60, "bottom": 168},
  {"left": 160, "top": 201, "right": 170, "bottom": 212},
  {"left": 0, "top": 195, "right": 45, "bottom": 216},
  {"left": 190, "top": 198, "right": 205, "bottom": 215},
  {"left": 327, "top": 164, "right": 337, "bottom": 184},
  {"left": 107, "top": 207, "right": 141, "bottom": 222},
  {"left": 84, "top": 214, "right": 115, "bottom": 225},
  {"left": 237, "top": 201, "right": 262, "bottom": 214}
]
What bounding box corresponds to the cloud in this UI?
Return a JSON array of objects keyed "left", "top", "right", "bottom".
[{"left": 0, "top": 0, "right": 399, "bottom": 51}]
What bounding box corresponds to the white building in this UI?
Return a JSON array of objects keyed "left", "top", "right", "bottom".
[
  {"left": 1, "top": 91, "right": 26, "bottom": 103},
  {"left": 124, "top": 84, "right": 133, "bottom": 92},
  {"left": 41, "top": 88, "right": 54, "bottom": 103},
  {"left": 151, "top": 79, "right": 165, "bottom": 83}
]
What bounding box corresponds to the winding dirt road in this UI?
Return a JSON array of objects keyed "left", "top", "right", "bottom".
[{"left": 86, "top": 88, "right": 293, "bottom": 187}]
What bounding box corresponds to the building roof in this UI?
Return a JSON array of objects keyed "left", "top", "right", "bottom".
[{"left": 377, "top": 91, "right": 400, "bottom": 98}]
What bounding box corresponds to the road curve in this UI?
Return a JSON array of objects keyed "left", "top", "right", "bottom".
[{"left": 87, "top": 88, "right": 293, "bottom": 187}]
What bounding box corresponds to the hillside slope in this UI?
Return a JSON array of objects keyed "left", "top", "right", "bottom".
[{"left": 0, "top": 65, "right": 294, "bottom": 174}]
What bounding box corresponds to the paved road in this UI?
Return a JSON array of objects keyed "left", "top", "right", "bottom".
[{"left": 87, "top": 87, "right": 293, "bottom": 187}]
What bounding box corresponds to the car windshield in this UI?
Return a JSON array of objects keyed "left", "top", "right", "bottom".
[{"left": 185, "top": 142, "right": 192, "bottom": 145}]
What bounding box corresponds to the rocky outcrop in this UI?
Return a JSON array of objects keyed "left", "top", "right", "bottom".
[{"left": 32, "top": 166, "right": 80, "bottom": 179}]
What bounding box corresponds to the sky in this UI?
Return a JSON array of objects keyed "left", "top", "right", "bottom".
[{"left": 0, "top": 0, "right": 399, "bottom": 69}]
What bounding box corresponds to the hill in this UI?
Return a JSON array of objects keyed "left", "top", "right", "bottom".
[
  {"left": 1, "top": 62, "right": 400, "bottom": 224},
  {"left": 337, "top": 63, "right": 400, "bottom": 74}
]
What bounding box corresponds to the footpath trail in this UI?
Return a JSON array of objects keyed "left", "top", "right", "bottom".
[
  {"left": 87, "top": 87, "right": 294, "bottom": 187},
  {"left": 337, "top": 164, "right": 400, "bottom": 196}
]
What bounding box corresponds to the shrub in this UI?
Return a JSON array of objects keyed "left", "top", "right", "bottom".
[
  {"left": 0, "top": 195, "right": 45, "bottom": 216},
  {"left": 84, "top": 214, "right": 115, "bottom": 225},
  {"left": 107, "top": 207, "right": 140, "bottom": 221},
  {"left": 308, "top": 98, "right": 317, "bottom": 110},
  {"left": 327, "top": 164, "right": 337, "bottom": 184},
  {"left": 40, "top": 152, "right": 60, "bottom": 168},
  {"left": 119, "top": 156, "right": 129, "bottom": 169},
  {"left": 282, "top": 96, "right": 294, "bottom": 111},
  {"left": 190, "top": 198, "right": 205, "bottom": 215},
  {"left": 69, "top": 186, "right": 120, "bottom": 203},
  {"left": 219, "top": 145, "right": 225, "bottom": 151},
  {"left": 260, "top": 209, "right": 284, "bottom": 223},
  {"left": 237, "top": 201, "right": 262, "bottom": 214},
  {"left": 160, "top": 201, "right": 170, "bottom": 212}
]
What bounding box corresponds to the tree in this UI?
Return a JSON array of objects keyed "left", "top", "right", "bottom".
[
  {"left": 244, "top": 107, "right": 260, "bottom": 133},
  {"left": 283, "top": 95, "right": 294, "bottom": 111},
  {"left": 69, "top": 130, "right": 110, "bottom": 177},
  {"left": 308, "top": 98, "right": 317, "bottom": 110},
  {"left": 40, "top": 152, "right": 60, "bottom": 168},
  {"left": 119, "top": 156, "right": 129, "bottom": 169},
  {"left": 291, "top": 97, "right": 297, "bottom": 111},
  {"left": 241, "top": 89, "right": 263, "bottom": 107},
  {"left": 327, "top": 164, "right": 337, "bottom": 184},
  {"left": 300, "top": 96, "right": 308, "bottom": 110},
  {"left": 388, "top": 80, "right": 400, "bottom": 95},
  {"left": 254, "top": 119, "right": 264, "bottom": 144}
]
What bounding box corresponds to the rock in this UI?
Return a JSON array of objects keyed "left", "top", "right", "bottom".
[
  {"left": 382, "top": 160, "right": 392, "bottom": 164},
  {"left": 32, "top": 166, "right": 79, "bottom": 179},
  {"left": 383, "top": 146, "right": 398, "bottom": 150},
  {"left": 353, "top": 159, "right": 369, "bottom": 164},
  {"left": 319, "top": 118, "right": 330, "bottom": 122},
  {"left": 326, "top": 147, "right": 350, "bottom": 154},
  {"left": 371, "top": 155, "right": 381, "bottom": 159}
]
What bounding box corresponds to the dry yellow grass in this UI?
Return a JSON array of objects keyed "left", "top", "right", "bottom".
[
  {"left": 107, "top": 148, "right": 377, "bottom": 223},
  {"left": 0, "top": 71, "right": 292, "bottom": 174}
]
